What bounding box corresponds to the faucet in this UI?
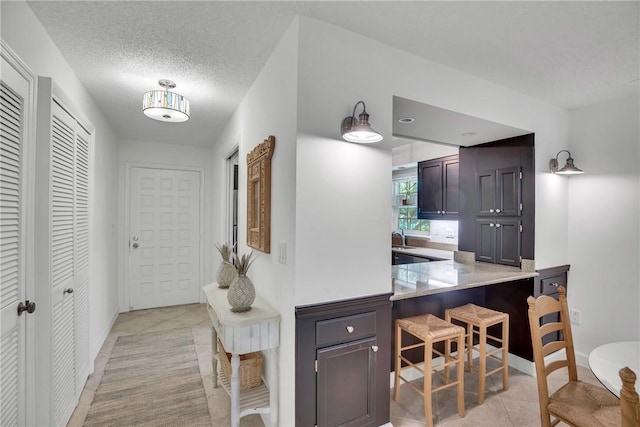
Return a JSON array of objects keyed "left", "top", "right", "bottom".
[{"left": 392, "top": 229, "right": 407, "bottom": 247}]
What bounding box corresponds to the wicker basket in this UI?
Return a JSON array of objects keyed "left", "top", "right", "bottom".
[{"left": 217, "top": 340, "right": 263, "bottom": 390}]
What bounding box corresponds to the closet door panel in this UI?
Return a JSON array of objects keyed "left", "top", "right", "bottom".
[{"left": 0, "top": 60, "right": 28, "bottom": 427}]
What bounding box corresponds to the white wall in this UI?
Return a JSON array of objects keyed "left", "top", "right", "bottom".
[
  {"left": 1, "top": 0, "right": 119, "bottom": 363},
  {"left": 211, "top": 20, "right": 300, "bottom": 426},
  {"left": 117, "top": 139, "right": 214, "bottom": 310},
  {"left": 567, "top": 94, "right": 640, "bottom": 364},
  {"left": 295, "top": 16, "right": 570, "bottom": 272}
]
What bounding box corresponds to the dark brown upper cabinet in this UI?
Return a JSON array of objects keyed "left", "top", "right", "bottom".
[
  {"left": 417, "top": 154, "right": 459, "bottom": 220},
  {"left": 458, "top": 134, "right": 535, "bottom": 266},
  {"left": 476, "top": 166, "right": 522, "bottom": 217}
]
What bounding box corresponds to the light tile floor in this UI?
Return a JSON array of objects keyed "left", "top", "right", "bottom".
[{"left": 68, "top": 303, "right": 602, "bottom": 427}]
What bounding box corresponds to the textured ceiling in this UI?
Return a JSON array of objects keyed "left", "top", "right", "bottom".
[{"left": 26, "top": 1, "right": 639, "bottom": 147}]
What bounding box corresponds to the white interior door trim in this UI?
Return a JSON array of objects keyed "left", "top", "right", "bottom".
[
  {"left": 122, "top": 162, "right": 205, "bottom": 312},
  {"left": 1, "top": 38, "right": 37, "bottom": 427}
]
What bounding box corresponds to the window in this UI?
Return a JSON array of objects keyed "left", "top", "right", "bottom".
[{"left": 393, "top": 177, "right": 429, "bottom": 233}]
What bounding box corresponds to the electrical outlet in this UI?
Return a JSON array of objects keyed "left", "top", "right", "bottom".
[{"left": 569, "top": 308, "right": 581, "bottom": 325}]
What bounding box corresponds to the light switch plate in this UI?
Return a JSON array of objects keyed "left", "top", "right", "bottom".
[{"left": 278, "top": 242, "right": 286, "bottom": 264}]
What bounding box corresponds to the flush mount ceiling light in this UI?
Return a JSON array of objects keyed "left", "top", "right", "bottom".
[
  {"left": 341, "top": 101, "right": 383, "bottom": 143},
  {"left": 549, "top": 150, "right": 584, "bottom": 175},
  {"left": 142, "top": 79, "right": 190, "bottom": 123},
  {"left": 398, "top": 117, "right": 415, "bottom": 124}
]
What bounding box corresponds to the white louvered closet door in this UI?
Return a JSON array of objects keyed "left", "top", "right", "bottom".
[
  {"left": 0, "top": 50, "right": 30, "bottom": 427},
  {"left": 49, "top": 100, "right": 90, "bottom": 426}
]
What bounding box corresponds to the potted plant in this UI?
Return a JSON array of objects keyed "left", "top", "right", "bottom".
[
  {"left": 400, "top": 180, "right": 417, "bottom": 205},
  {"left": 227, "top": 251, "right": 257, "bottom": 312},
  {"left": 215, "top": 243, "right": 237, "bottom": 289}
]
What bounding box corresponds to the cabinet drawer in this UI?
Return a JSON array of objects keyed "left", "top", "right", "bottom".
[
  {"left": 539, "top": 274, "right": 567, "bottom": 296},
  {"left": 316, "top": 312, "right": 376, "bottom": 347}
]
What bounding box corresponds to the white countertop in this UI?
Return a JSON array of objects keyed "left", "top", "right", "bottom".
[
  {"left": 391, "top": 246, "right": 454, "bottom": 260},
  {"left": 391, "top": 259, "right": 538, "bottom": 301}
]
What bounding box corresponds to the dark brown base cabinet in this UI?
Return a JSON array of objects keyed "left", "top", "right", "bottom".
[{"left": 296, "top": 294, "right": 392, "bottom": 427}]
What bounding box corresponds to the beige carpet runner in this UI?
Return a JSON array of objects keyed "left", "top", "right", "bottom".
[{"left": 83, "top": 328, "right": 212, "bottom": 426}]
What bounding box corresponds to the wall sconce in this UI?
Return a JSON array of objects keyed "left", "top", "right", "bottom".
[
  {"left": 549, "top": 150, "right": 584, "bottom": 175},
  {"left": 340, "top": 101, "right": 383, "bottom": 143}
]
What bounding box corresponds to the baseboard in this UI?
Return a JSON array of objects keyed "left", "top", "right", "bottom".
[{"left": 90, "top": 308, "right": 119, "bottom": 374}]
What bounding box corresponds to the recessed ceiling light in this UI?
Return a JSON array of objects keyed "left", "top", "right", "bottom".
[
  {"left": 462, "top": 132, "right": 476, "bottom": 137},
  {"left": 398, "top": 117, "right": 415, "bottom": 124}
]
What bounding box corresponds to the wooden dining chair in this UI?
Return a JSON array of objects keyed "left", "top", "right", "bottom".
[
  {"left": 620, "top": 366, "right": 640, "bottom": 427},
  {"left": 527, "top": 287, "right": 620, "bottom": 427}
]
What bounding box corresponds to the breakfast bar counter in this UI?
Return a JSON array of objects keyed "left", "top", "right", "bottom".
[
  {"left": 390, "top": 259, "right": 544, "bottom": 364},
  {"left": 392, "top": 259, "right": 538, "bottom": 301}
]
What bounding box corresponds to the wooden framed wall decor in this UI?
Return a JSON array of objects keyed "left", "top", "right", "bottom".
[{"left": 247, "top": 135, "right": 275, "bottom": 253}]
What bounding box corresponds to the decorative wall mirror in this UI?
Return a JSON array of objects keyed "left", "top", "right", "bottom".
[{"left": 246, "top": 135, "right": 275, "bottom": 253}]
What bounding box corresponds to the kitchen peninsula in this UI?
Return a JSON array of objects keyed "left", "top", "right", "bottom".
[
  {"left": 391, "top": 256, "right": 544, "bottom": 365},
  {"left": 392, "top": 258, "right": 537, "bottom": 300}
]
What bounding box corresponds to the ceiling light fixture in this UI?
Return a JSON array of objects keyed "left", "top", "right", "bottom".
[
  {"left": 341, "top": 101, "right": 383, "bottom": 143},
  {"left": 398, "top": 117, "right": 415, "bottom": 124},
  {"left": 143, "top": 79, "right": 190, "bottom": 123},
  {"left": 549, "top": 150, "right": 584, "bottom": 175}
]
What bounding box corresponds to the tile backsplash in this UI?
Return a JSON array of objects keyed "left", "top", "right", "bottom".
[{"left": 428, "top": 220, "right": 458, "bottom": 244}]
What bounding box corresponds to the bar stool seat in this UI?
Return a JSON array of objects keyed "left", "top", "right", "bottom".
[
  {"left": 394, "top": 314, "right": 466, "bottom": 427},
  {"left": 445, "top": 304, "right": 509, "bottom": 405}
]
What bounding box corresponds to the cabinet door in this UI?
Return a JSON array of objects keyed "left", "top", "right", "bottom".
[
  {"left": 476, "top": 220, "right": 496, "bottom": 263},
  {"left": 417, "top": 159, "right": 442, "bottom": 217},
  {"left": 495, "top": 219, "right": 521, "bottom": 266},
  {"left": 476, "top": 219, "right": 521, "bottom": 266},
  {"left": 477, "top": 167, "right": 521, "bottom": 217},
  {"left": 442, "top": 157, "right": 459, "bottom": 217},
  {"left": 316, "top": 337, "right": 377, "bottom": 427},
  {"left": 496, "top": 167, "right": 521, "bottom": 216}
]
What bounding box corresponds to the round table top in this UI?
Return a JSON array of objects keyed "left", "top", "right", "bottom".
[{"left": 588, "top": 340, "right": 640, "bottom": 398}]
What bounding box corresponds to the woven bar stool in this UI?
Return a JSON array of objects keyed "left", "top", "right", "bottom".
[
  {"left": 445, "top": 304, "right": 509, "bottom": 404},
  {"left": 393, "top": 314, "right": 466, "bottom": 427}
]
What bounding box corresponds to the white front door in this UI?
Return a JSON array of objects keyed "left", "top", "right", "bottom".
[
  {"left": 0, "top": 48, "right": 33, "bottom": 427},
  {"left": 129, "top": 167, "right": 201, "bottom": 310}
]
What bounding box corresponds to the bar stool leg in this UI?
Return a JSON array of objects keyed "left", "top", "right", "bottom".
[
  {"left": 466, "top": 323, "right": 473, "bottom": 371},
  {"left": 502, "top": 317, "right": 509, "bottom": 391},
  {"left": 424, "top": 340, "right": 434, "bottom": 427},
  {"left": 444, "top": 336, "right": 451, "bottom": 383},
  {"left": 393, "top": 322, "right": 401, "bottom": 401},
  {"left": 456, "top": 331, "right": 466, "bottom": 418},
  {"left": 478, "top": 324, "right": 487, "bottom": 404}
]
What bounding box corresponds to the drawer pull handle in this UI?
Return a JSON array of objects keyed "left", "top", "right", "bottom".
[
  {"left": 551, "top": 282, "right": 559, "bottom": 288},
  {"left": 371, "top": 345, "right": 378, "bottom": 353},
  {"left": 346, "top": 326, "right": 354, "bottom": 333}
]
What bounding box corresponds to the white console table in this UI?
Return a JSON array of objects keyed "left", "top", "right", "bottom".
[{"left": 203, "top": 284, "right": 280, "bottom": 427}]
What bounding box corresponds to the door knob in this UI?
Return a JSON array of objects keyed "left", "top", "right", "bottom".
[
  {"left": 371, "top": 345, "right": 379, "bottom": 352},
  {"left": 132, "top": 242, "right": 139, "bottom": 249},
  {"left": 489, "top": 208, "right": 495, "bottom": 213},
  {"left": 496, "top": 208, "right": 501, "bottom": 213},
  {"left": 346, "top": 326, "right": 354, "bottom": 333},
  {"left": 496, "top": 223, "right": 502, "bottom": 228},
  {"left": 17, "top": 301, "right": 36, "bottom": 316},
  {"left": 63, "top": 288, "right": 74, "bottom": 295},
  {"left": 490, "top": 223, "right": 495, "bottom": 227}
]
